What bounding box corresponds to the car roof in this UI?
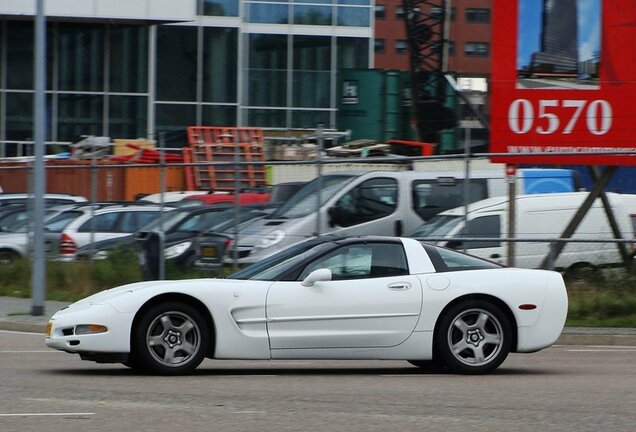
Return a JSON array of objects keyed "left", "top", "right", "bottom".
[{"left": 0, "top": 193, "right": 87, "bottom": 201}]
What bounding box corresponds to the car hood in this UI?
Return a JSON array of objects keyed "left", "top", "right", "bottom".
[
  {"left": 74, "top": 278, "right": 251, "bottom": 307},
  {"left": 235, "top": 217, "right": 300, "bottom": 246}
]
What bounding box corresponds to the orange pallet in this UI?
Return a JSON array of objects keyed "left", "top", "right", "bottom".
[{"left": 185, "top": 126, "right": 267, "bottom": 192}]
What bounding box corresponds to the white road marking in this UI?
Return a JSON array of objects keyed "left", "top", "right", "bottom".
[
  {"left": 380, "top": 374, "right": 431, "bottom": 377},
  {"left": 220, "top": 375, "right": 280, "bottom": 378},
  {"left": 0, "top": 350, "right": 60, "bottom": 353},
  {"left": 568, "top": 349, "right": 636, "bottom": 352},
  {"left": 0, "top": 413, "right": 95, "bottom": 417},
  {"left": 230, "top": 411, "right": 267, "bottom": 415},
  {"left": 585, "top": 345, "right": 636, "bottom": 349}
]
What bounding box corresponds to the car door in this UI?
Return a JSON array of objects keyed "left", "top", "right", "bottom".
[
  {"left": 266, "top": 241, "right": 422, "bottom": 351},
  {"left": 324, "top": 177, "right": 400, "bottom": 237}
]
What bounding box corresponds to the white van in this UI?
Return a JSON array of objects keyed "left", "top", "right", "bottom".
[
  {"left": 231, "top": 168, "right": 579, "bottom": 264},
  {"left": 413, "top": 192, "right": 636, "bottom": 270}
]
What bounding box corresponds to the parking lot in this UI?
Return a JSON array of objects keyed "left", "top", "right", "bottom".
[{"left": 2, "top": 330, "right": 635, "bottom": 432}]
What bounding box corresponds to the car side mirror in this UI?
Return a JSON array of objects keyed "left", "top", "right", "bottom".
[{"left": 301, "top": 268, "right": 332, "bottom": 287}]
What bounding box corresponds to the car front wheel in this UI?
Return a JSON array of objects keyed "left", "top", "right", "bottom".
[
  {"left": 435, "top": 300, "right": 511, "bottom": 374},
  {"left": 131, "top": 302, "right": 210, "bottom": 375}
]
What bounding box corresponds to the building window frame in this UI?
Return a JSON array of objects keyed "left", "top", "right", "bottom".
[
  {"left": 395, "top": 40, "right": 409, "bottom": 54},
  {"left": 464, "top": 42, "right": 489, "bottom": 57},
  {"left": 466, "top": 8, "right": 491, "bottom": 24}
]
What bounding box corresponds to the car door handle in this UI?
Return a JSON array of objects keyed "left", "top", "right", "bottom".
[
  {"left": 490, "top": 254, "right": 501, "bottom": 259},
  {"left": 388, "top": 282, "right": 412, "bottom": 290}
]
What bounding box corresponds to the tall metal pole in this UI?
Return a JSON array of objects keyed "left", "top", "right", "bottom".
[
  {"left": 507, "top": 165, "right": 517, "bottom": 267},
  {"left": 158, "top": 133, "right": 166, "bottom": 280},
  {"left": 314, "top": 123, "right": 324, "bottom": 236},
  {"left": 462, "top": 126, "right": 470, "bottom": 253},
  {"left": 31, "top": 0, "right": 47, "bottom": 316}
]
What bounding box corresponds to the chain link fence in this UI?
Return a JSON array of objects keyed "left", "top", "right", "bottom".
[{"left": 1, "top": 142, "right": 636, "bottom": 277}]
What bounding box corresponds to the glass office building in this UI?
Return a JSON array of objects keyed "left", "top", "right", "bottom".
[{"left": 0, "top": 0, "right": 372, "bottom": 156}]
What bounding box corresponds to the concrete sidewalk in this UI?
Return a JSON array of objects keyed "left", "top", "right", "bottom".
[{"left": 1, "top": 296, "right": 636, "bottom": 345}]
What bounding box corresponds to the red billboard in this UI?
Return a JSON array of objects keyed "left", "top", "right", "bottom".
[{"left": 490, "top": 0, "right": 636, "bottom": 165}]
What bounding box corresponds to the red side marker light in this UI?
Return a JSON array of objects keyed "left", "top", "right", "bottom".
[{"left": 519, "top": 304, "right": 537, "bottom": 310}]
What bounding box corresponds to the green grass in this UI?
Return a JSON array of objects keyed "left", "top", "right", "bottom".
[
  {"left": 1, "top": 254, "right": 635, "bottom": 328},
  {"left": 564, "top": 269, "right": 636, "bottom": 327},
  {"left": 0, "top": 249, "right": 231, "bottom": 302}
]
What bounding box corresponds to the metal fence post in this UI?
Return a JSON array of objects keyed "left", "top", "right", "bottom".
[
  {"left": 158, "top": 133, "right": 166, "bottom": 280},
  {"left": 315, "top": 123, "right": 324, "bottom": 236}
]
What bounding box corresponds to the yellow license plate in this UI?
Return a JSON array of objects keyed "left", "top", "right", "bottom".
[
  {"left": 45, "top": 322, "right": 52, "bottom": 338},
  {"left": 202, "top": 247, "right": 217, "bottom": 257}
]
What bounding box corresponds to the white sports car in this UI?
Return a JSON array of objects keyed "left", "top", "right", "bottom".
[{"left": 45, "top": 236, "right": 568, "bottom": 375}]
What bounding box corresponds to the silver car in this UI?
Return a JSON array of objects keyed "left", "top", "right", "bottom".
[{"left": 47, "top": 204, "right": 173, "bottom": 261}]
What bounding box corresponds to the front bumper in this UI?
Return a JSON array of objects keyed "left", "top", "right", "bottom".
[{"left": 45, "top": 303, "right": 133, "bottom": 355}]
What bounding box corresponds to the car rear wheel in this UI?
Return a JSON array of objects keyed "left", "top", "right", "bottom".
[
  {"left": 131, "top": 302, "right": 209, "bottom": 375},
  {"left": 435, "top": 300, "right": 511, "bottom": 374}
]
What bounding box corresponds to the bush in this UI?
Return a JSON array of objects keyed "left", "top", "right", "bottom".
[
  {"left": 565, "top": 269, "right": 636, "bottom": 327},
  {"left": 0, "top": 249, "right": 229, "bottom": 302}
]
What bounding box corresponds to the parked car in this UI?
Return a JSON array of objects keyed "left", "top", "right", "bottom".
[
  {"left": 0, "top": 204, "right": 31, "bottom": 232},
  {"left": 412, "top": 192, "right": 636, "bottom": 270},
  {"left": 75, "top": 204, "right": 235, "bottom": 262},
  {"left": 191, "top": 206, "right": 280, "bottom": 270},
  {"left": 45, "top": 236, "right": 568, "bottom": 375},
  {"left": 47, "top": 204, "right": 173, "bottom": 261},
  {"left": 76, "top": 203, "right": 274, "bottom": 270},
  {"left": 229, "top": 169, "right": 581, "bottom": 265},
  {"left": 137, "top": 191, "right": 209, "bottom": 204},
  {"left": 175, "top": 183, "right": 305, "bottom": 209},
  {"left": 180, "top": 189, "right": 271, "bottom": 207},
  {"left": 0, "top": 193, "right": 87, "bottom": 207},
  {"left": 0, "top": 207, "right": 83, "bottom": 264},
  {"left": 156, "top": 204, "right": 276, "bottom": 269}
]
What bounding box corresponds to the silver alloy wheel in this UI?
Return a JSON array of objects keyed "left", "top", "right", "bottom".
[
  {"left": 146, "top": 311, "right": 202, "bottom": 368},
  {"left": 447, "top": 308, "right": 504, "bottom": 367}
]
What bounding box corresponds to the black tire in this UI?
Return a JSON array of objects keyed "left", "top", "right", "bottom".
[
  {"left": 435, "top": 300, "right": 511, "bottom": 375},
  {"left": 564, "top": 263, "right": 595, "bottom": 283},
  {"left": 0, "top": 249, "right": 18, "bottom": 265},
  {"left": 130, "top": 302, "right": 210, "bottom": 375}
]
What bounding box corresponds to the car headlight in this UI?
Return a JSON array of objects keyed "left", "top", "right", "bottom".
[
  {"left": 164, "top": 241, "right": 192, "bottom": 259},
  {"left": 75, "top": 324, "right": 108, "bottom": 335},
  {"left": 255, "top": 230, "right": 286, "bottom": 250}
]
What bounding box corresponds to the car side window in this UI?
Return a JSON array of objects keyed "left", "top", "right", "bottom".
[
  {"left": 77, "top": 213, "right": 119, "bottom": 232},
  {"left": 329, "top": 178, "right": 398, "bottom": 227},
  {"left": 298, "top": 243, "right": 409, "bottom": 281},
  {"left": 423, "top": 243, "right": 502, "bottom": 272},
  {"left": 460, "top": 215, "right": 501, "bottom": 249},
  {"left": 411, "top": 179, "right": 488, "bottom": 221},
  {"left": 117, "top": 211, "right": 160, "bottom": 232}
]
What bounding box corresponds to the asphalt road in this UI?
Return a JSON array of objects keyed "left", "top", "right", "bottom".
[{"left": 1, "top": 330, "right": 635, "bottom": 432}]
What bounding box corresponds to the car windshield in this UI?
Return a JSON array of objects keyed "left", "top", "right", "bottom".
[
  {"left": 411, "top": 214, "right": 463, "bottom": 238},
  {"left": 268, "top": 175, "right": 356, "bottom": 219},
  {"left": 44, "top": 211, "right": 84, "bottom": 233},
  {"left": 175, "top": 210, "right": 229, "bottom": 232},
  {"left": 209, "top": 209, "right": 267, "bottom": 233},
  {"left": 0, "top": 209, "right": 52, "bottom": 232},
  {"left": 228, "top": 239, "right": 328, "bottom": 281},
  {"left": 139, "top": 210, "right": 191, "bottom": 232}
]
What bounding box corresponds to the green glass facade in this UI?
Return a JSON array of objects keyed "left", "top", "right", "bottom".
[{"left": 0, "top": 0, "right": 371, "bottom": 156}]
